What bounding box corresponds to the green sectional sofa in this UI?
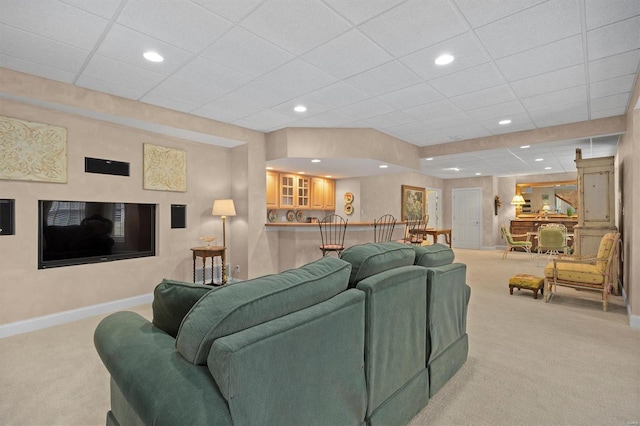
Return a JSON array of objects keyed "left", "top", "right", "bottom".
[{"left": 94, "top": 242, "right": 470, "bottom": 426}]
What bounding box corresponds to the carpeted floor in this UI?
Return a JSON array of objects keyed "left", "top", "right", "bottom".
[{"left": 1, "top": 249, "right": 638, "bottom": 425}]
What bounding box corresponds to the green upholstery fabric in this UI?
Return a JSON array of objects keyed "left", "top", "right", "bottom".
[
  {"left": 428, "top": 334, "right": 469, "bottom": 397},
  {"left": 151, "top": 279, "right": 212, "bottom": 338},
  {"left": 412, "top": 243, "right": 455, "bottom": 267},
  {"left": 94, "top": 311, "right": 233, "bottom": 425},
  {"left": 177, "top": 256, "right": 351, "bottom": 364},
  {"left": 426, "top": 264, "right": 469, "bottom": 364},
  {"left": 340, "top": 241, "right": 415, "bottom": 287},
  {"left": 208, "top": 290, "right": 367, "bottom": 426},
  {"left": 356, "top": 265, "right": 429, "bottom": 418},
  {"left": 367, "top": 369, "right": 429, "bottom": 426},
  {"left": 109, "top": 378, "right": 143, "bottom": 426}
]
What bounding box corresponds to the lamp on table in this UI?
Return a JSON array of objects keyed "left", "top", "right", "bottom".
[
  {"left": 511, "top": 194, "right": 526, "bottom": 216},
  {"left": 212, "top": 199, "right": 236, "bottom": 282}
]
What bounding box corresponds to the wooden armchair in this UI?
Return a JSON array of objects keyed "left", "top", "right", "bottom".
[{"left": 544, "top": 232, "right": 620, "bottom": 311}]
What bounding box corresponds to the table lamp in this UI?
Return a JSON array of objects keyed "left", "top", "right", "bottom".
[
  {"left": 212, "top": 199, "right": 236, "bottom": 281},
  {"left": 511, "top": 194, "right": 525, "bottom": 216}
]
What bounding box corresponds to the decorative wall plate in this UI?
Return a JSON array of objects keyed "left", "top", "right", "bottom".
[
  {"left": 344, "top": 192, "right": 354, "bottom": 203},
  {"left": 296, "top": 210, "right": 305, "bottom": 222},
  {"left": 344, "top": 204, "right": 354, "bottom": 215},
  {"left": 286, "top": 210, "right": 296, "bottom": 221},
  {"left": 267, "top": 210, "right": 277, "bottom": 223}
]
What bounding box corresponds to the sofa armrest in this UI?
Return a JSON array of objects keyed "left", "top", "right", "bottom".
[
  {"left": 94, "top": 311, "right": 232, "bottom": 425},
  {"left": 426, "top": 263, "right": 470, "bottom": 363},
  {"left": 208, "top": 290, "right": 367, "bottom": 426}
]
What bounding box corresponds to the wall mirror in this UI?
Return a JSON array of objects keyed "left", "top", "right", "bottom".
[{"left": 516, "top": 181, "right": 577, "bottom": 217}]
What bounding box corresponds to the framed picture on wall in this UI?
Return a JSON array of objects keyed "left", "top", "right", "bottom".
[{"left": 401, "top": 185, "right": 426, "bottom": 221}]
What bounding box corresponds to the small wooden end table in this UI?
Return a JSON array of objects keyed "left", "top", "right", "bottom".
[
  {"left": 423, "top": 228, "right": 452, "bottom": 247},
  {"left": 191, "top": 246, "right": 226, "bottom": 285}
]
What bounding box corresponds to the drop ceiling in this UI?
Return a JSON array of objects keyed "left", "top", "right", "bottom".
[{"left": 0, "top": 0, "right": 638, "bottom": 179}]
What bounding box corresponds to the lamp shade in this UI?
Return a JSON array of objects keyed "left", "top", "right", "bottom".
[
  {"left": 510, "top": 194, "right": 526, "bottom": 205},
  {"left": 542, "top": 204, "right": 551, "bottom": 211},
  {"left": 212, "top": 199, "right": 236, "bottom": 217}
]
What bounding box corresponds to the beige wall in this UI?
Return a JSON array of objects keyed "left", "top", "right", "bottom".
[{"left": 0, "top": 98, "right": 236, "bottom": 325}]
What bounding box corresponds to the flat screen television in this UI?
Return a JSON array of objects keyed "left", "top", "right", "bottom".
[{"left": 39, "top": 200, "right": 156, "bottom": 269}]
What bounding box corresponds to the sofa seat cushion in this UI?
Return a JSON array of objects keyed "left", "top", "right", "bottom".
[
  {"left": 544, "top": 262, "right": 604, "bottom": 285},
  {"left": 176, "top": 256, "right": 352, "bottom": 364},
  {"left": 412, "top": 243, "right": 454, "bottom": 267},
  {"left": 339, "top": 242, "right": 415, "bottom": 287},
  {"left": 152, "top": 279, "right": 213, "bottom": 338}
]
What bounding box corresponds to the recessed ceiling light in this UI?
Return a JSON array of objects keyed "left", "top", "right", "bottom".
[
  {"left": 325, "top": 175, "right": 332, "bottom": 178},
  {"left": 426, "top": 157, "right": 433, "bottom": 161},
  {"left": 535, "top": 158, "right": 543, "bottom": 162},
  {"left": 266, "top": 166, "right": 274, "bottom": 170},
  {"left": 445, "top": 167, "right": 460, "bottom": 172},
  {"left": 545, "top": 167, "right": 552, "bottom": 170},
  {"left": 498, "top": 119, "right": 511, "bottom": 125},
  {"left": 294, "top": 105, "right": 307, "bottom": 113},
  {"left": 379, "top": 165, "right": 388, "bottom": 168},
  {"left": 143, "top": 51, "right": 163, "bottom": 62},
  {"left": 298, "top": 171, "right": 305, "bottom": 174},
  {"left": 435, "top": 54, "right": 454, "bottom": 65},
  {"left": 520, "top": 145, "right": 530, "bottom": 149},
  {"left": 311, "top": 159, "right": 321, "bottom": 163},
  {"left": 475, "top": 172, "right": 482, "bottom": 175}
]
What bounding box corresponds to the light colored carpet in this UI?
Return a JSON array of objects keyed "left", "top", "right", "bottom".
[{"left": 0, "top": 249, "right": 638, "bottom": 426}]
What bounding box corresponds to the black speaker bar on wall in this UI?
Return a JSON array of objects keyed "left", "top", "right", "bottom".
[
  {"left": 85, "top": 157, "right": 130, "bottom": 176},
  {"left": 171, "top": 204, "right": 187, "bottom": 229},
  {"left": 0, "top": 199, "right": 15, "bottom": 235}
]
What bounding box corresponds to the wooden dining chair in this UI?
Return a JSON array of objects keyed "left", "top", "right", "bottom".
[
  {"left": 374, "top": 214, "right": 396, "bottom": 242},
  {"left": 318, "top": 214, "right": 348, "bottom": 257}
]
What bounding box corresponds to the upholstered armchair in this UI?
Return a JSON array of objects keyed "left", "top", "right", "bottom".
[
  {"left": 544, "top": 232, "right": 620, "bottom": 311},
  {"left": 500, "top": 224, "right": 532, "bottom": 259}
]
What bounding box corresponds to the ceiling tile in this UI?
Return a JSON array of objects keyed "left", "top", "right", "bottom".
[
  {"left": 585, "top": 0, "right": 640, "bottom": 30},
  {"left": 437, "top": 123, "right": 492, "bottom": 140},
  {"left": 337, "top": 98, "right": 395, "bottom": 119},
  {"left": 400, "top": 32, "right": 490, "bottom": 81},
  {"left": 213, "top": 80, "right": 298, "bottom": 115},
  {"left": 290, "top": 110, "right": 360, "bottom": 127},
  {"left": 268, "top": 99, "right": 330, "bottom": 119},
  {"left": 191, "top": 103, "right": 248, "bottom": 123},
  {"left": 59, "top": 0, "right": 121, "bottom": 18},
  {"left": 321, "top": 0, "right": 406, "bottom": 25},
  {"left": 118, "top": 0, "right": 232, "bottom": 53},
  {"left": 474, "top": 0, "right": 581, "bottom": 59},
  {"left": 529, "top": 101, "right": 588, "bottom": 127},
  {"left": 302, "top": 30, "right": 392, "bottom": 79},
  {"left": 359, "top": 0, "right": 466, "bottom": 57},
  {"left": 257, "top": 59, "right": 337, "bottom": 95},
  {"left": 383, "top": 121, "right": 436, "bottom": 137},
  {"left": 450, "top": 84, "right": 517, "bottom": 111},
  {"left": 453, "top": 0, "right": 547, "bottom": 28},
  {"left": 191, "top": 0, "right": 264, "bottom": 22},
  {"left": 146, "top": 77, "right": 225, "bottom": 107},
  {"left": 0, "top": 53, "right": 76, "bottom": 84},
  {"left": 377, "top": 83, "right": 443, "bottom": 110},
  {"left": 401, "top": 130, "right": 451, "bottom": 146},
  {"left": 0, "top": 24, "right": 89, "bottom": 74},
  {"left": 589, "top": 50, "right": 640, "bottom": 82},
  {"left": 510, "top": 65, "right": 585, "bottom": 98},
  {"left": 587, "top": 16, "right": 640, "bottom": 61},
  {"left": 241, "top": 109, "right": 299, "bottom": 131},
  {"left": 344, "top": 61, "right": 421, "bottom": 96},
  {"left": 590, "top": 74, "right": 636, "bottom": 99},
  {"left": 423, "top": 112, "right": 475, "bottom": 129},
  {"left": 404, "top": 100, "right": 463, "bottom": 121},
  {"left": 81, "top": 54, "right": 166, "bottom": 95},
  {"left": 239, "top": 0, "right": 351, "bottom": 55},
  {"left": 305, "top": 82, "right": 370, "bottom": 108},
  {"left": 201, "top": 27, "right": 294, "bottom": 78},
  {"left": 591, "top": 107, "right": 628, "bottom": 119},
  {"left": 466, "top": 100, "right": 526, "bottom": 121},
  {"left": 428, "top": 63, "right": 505, "bottom": 97},
  {"left": 0, "top": 0, "right": 109, "bottom": 50},
  {"left": 140, "top": 94, "right": 198, "bottom": 113},
  {"left": 496, "top": 35, "right": 584, "bottom": 81},
  {"left": 522, "top": 85, "right": 587, "bottom": 110},
  {"left": 363, "top": 111, "right": 419, "bottom": 129},
  {"left": 173, "top": 57, "right": 253, "bottom": 95},
  {"left": 76, "top": 75, "right": 149, "bottom": 100},
  {"left": 96, "top": 24, "right": 192, "bottom": 75},
  {"left": 591, "top": 93, "right": 631, "bottom": 112}
]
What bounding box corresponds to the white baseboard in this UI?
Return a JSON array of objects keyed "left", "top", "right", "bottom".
[
  {"left": 0, "top": 293, "right": 153, "bottom": 339},
  {"left": 622, "top": 287, "right": 640, "bottom": 329}
]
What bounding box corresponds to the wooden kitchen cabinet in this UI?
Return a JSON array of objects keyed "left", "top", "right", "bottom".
[
  {"left": 311, "top": 177, "right": 336, "bottom": 210},
  {"left": 266, "top": 170, "right": 279, "bottom": 209},
  {"left": 280, "top": 173, "right": 310, "bottom": 209}
]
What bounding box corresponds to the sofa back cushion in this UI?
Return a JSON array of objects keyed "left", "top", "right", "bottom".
[
  {"left": 412, "top": 243, "right": 455, "bottom": 267},
  {"left": 152, "top": 279, "right": 212, "bottom": 338},
  {"left": 339, "top": 242, "right": 415, "bottom": 287},
  {"left": 176, "top": 256, "right": 352, "bottom": 364}
]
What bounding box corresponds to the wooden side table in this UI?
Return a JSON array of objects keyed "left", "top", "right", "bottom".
[
  {"left": 191, "top": 246, "right": 226, "bottom": 285},
  {"left": 423, "top": 228, "right": 452, "bottom": 247}
]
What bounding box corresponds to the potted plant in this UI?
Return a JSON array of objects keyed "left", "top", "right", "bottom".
[{"left": 566, "top": 206, "right": 575, "bottom": 218}]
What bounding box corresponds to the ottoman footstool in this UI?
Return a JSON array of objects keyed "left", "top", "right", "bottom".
[{"left": 509, "top": 274, "right": 544, "bottom": 299}]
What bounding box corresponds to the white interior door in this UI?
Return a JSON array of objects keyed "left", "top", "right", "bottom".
[
  {"left": 452, "top": 188, "right": 481, "bottom": 249},
  {"left": 426, "top": 188, "right": 442, "bottom": 229}
]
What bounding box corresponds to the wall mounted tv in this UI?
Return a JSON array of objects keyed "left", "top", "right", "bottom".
[{"left": 39, "top": 200, "right": 156, "bottom": 269}]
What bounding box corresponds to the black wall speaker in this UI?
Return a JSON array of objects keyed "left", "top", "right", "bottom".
[
  {"left": 0, "top": 199, "right": 15, "bottom": 235},
  {"left": 171, "top": 204, "right": 187, "bottom": 229},
  {"left": 85, "top": 157, "right": 130, "bottom": 176}
]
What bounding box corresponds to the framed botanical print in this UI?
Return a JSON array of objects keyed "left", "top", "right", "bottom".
[{"left": 401, "top": 185, "right": 426, "bottom": 221}]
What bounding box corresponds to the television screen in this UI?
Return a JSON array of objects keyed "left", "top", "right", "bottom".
[{"left": 39, "top": 200, "right": 156, "bottom": 269}]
